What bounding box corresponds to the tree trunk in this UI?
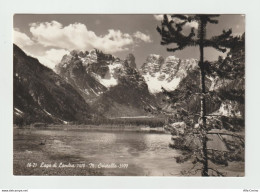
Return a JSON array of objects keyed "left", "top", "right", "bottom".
[{"left": 199, "top": 19, "right": 209, "bottom": 176}]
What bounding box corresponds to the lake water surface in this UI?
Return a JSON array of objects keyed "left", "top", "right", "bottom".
[
  {"left": 22, "top": 129, "right": 186, "bottom": 176},
  {"left": 14, "top": 129, "right": 244, "bottom": 176}
]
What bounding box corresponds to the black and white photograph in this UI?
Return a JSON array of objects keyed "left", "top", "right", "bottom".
[{"left": 13, "top": 14, "right": 245, "bottom": 177}]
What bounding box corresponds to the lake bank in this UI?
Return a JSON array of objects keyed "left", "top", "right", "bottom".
[
  {"left": 13, "top": 128, "right": 244, "bottom": 176},
  {"left": 14, "top": 124, "right": 169, "bottom": 134}
]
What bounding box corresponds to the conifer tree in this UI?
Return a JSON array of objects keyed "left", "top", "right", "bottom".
[{"left": 157, "top": 14, "right": 244, "bottom": 176}]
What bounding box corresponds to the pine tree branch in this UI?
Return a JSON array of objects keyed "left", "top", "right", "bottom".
[
  {"left": 157, "top": 14, "right": 244, "bottom": 177},
  {"left": 204, "top": 29, "right": 233, "bottom": 52},
  {"left": 207, "top": 132, "right": 244, "bottom": 140},
  {"left": 171, "top": 14, "right": 189, "bottom": 20},
  {"left": 193, "top": 168, "right": 202, "bottom": 175},
  {"left": 208, "top": 167, "right": 226, "bottom": 176},
  {"left": 156, "top": 14, "right": 198, "bottom": 52}
]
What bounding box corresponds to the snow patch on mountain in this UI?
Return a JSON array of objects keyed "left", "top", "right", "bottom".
[
  {"left": 43, "top": 109, "right": 53, "bottom": 117},
  {"left": 140, "top": 54, "right": 198, "bottom": 94},
  {"left": 93, "top": 71, "right": 118, "bottom": 88},
  {"left": 91, "top": 63, "right": 124, "bottom": 88},
  {"left": 43, "top": 109, "right": 69, "bottom": 124},
  {"left": 143, "top": 72, "right": 181, "bottom": 93},
  {"left": 14, "top": 108, "right": 23, "bottom": 117},
  {"left": 81, "top": 49, "right": 98, "bottom": 66},
  {"left": 100, "top": 78, "right": 118, "bottom": 88},
  {"left": 212, "top": 101, "right": 242, "bottom": 117},
  {"left": 101, "top": 64, "right": 122, "bottom": 87}
]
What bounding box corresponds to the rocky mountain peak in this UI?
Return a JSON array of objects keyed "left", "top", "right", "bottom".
[
  {"left": 84, "top": 49, "right": 98, "bottom": 65},
  {"left": 55, "top": 48, "right": 147, "bottom": 104},
  {"left": 141, "top": 54, "right": 164, "bottom": 75},
  {"left": 147, "top": 54, "right": 164, "bottom": 63},
  {"left": 125, "top": 53, "right": 136, "bottom": 68},
  {"left": 140, "top": 54, "right": 198, "bottom": 94}
]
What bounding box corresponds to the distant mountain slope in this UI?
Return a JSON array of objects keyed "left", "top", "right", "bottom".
[
  {"left": 55, "top": 49, "right": 158, "bottom": 117},
  {"left": 54, "top": 49, "right": 108, "bottom": 103},
  {"left": 161, "top": 34, "right": 245, "bottom": 132},
  {"left": 92, "top": 67, "right": 158, "bottom": 117},
  {"left": 13, "top": 44, "right": 93, "bottom": 125},
  {"left": 140, "top": 54, "right": 198, "bottom": 93},
  {"left": 55, "top": 49, "right": 139, "bottom": 103}
]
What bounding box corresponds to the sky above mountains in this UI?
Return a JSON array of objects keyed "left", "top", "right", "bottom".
[{"left": 13, "top": 14, "right": 245, "bottom": 69}]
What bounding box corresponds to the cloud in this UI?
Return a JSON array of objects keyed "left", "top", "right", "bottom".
[
  {"left": 153, "top": 14, "right": 198, "bottom": 29},
  {"left": 14, "top": 21, "right": 152, "bottom": 69},
  {"left": 37, "top": 49, "right": 70, "bottom": 69},
  {"left": 29, "top": 21, "right": 151, "bottom": 53},
  {"left": 13, "top": 29, "right": 35, "bottom": 48},
  {"left": 95, "top": 29, "right": 133, "bottom": 52},
  {"left": 154, "top": 14, "right": 164, "bottom": 21},
  {"left": 13, "top": 28, "right": 68, "bottom": 69},
  {"left": 185, "top": 20, "right": 198, "bottom": 29},
  {"left": 133, "top": 31, "right": 152, "bottom": 43}
]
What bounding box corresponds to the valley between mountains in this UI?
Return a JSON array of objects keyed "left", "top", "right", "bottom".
[{"left": 14, "top": 43, "right": 243, "bottom": 127}]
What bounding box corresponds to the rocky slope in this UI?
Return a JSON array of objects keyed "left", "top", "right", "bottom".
[
  {"left": 54, "top": 49, "right": 108, "bottom": 103},
  {"left": 92, "top": 67, "right": 158, "bottom": 117},
  {"left": 13, "top": 44, "right": 93, "bottom": 125},
  {"left": 55, "top": 49, "right": 158, "bottom": 117},
  {"left": 162, "top": 34, "right": 245, "bottom": 133},
  {"left": 55, "top": 50, "right": 139, "bottom": 102},
  {"left": 14, "top": 33, "right": 244, "bottom": 124},
  {"left": 140, "top": 54, "right": 198, "bottom": 94}
]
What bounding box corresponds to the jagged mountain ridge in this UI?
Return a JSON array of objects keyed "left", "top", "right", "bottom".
[
  {"left": 13, "top": 44, "right": 93, "bottom": 125},
  {"left": 55, "top": 49, "right": 158, "bottom": 117},
  {"left": 55, "top": 50, "right": 108, "bottom": 103},
  {"left": 55, "top": 49, "right": 139, "bottom": 102},
  {"left": 14, "top": 42, "right": 243, "bottom": 123},
  {"left": 140, "top": 54, "right": 198, "bottom": 94}
]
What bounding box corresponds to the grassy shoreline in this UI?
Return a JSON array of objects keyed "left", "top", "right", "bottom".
[{"left": 14, "top": 124, "right": 168, "bottom": 134}]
